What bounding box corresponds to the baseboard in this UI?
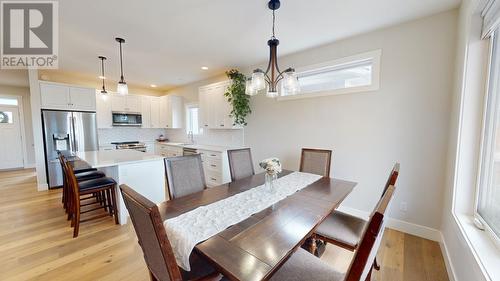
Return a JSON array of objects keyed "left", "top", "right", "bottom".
[
  {"left": 337, "top": 205, "right": 442, "bottom": 242},
  {"left": 37, "top": 183, "right": 48, "bottom": 191},
  {"left": 440, "top": 233, "right": 458, "bottom": 281},
  {"left": 24, "top": 163, "right": 36, "bottom": 169}
]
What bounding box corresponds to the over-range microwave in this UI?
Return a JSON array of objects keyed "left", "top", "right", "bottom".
[{"left": 112, "top": 112, "right": 142, "bottom": 126}]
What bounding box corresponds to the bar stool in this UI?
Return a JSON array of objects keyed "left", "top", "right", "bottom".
[{"left": 61, "top": 155, "right": 119, "bottom": 238}]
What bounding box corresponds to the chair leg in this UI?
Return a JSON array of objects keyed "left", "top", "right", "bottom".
[
  {"left": 365, "top": 265, "right": 373, "bottom": 281},
  {"left": 73, "top": 205, "right": 80, "bottom": 238},
  {"left": 374, "top": 257, "right": 381, "bottom": 271},
  {"left": 110, "top": 186, "right": 119, "bottom": 224},
  {"left": 106, "top": 189, "right": 113, "bottom": 216},
  {"left": 149, "top": 270, "right": 158, "bottom": 281}
]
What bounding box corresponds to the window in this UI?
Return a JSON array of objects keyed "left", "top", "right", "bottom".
[
  {"left": 477, "top": 30, "right": 500, "bottom": 242},
  {"left": 278, "top": 50, "right": 381, "bottom": 100},
  {"left": 0, "top": 97, "right": 18, "bottom": 106},
  {"left": 186, "top": 105, "right": 199, "bottom": 135},
  {"left": 0, "top": 111, "right": 13, "bottom": 123}
]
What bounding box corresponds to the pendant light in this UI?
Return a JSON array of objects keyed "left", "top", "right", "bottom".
[
  {"left": 247, "top": 0, "right": 300, "bottom": 97},
  {"left": 98, "top": 56, "right": 108, "bottom": 95},
  {"left": 115, "top": 37, "right": 128, "bottom": 95}
]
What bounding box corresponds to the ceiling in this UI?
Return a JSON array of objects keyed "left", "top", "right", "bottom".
[{"left": 44, "top": 0, "right": 461, "bottom": 89}]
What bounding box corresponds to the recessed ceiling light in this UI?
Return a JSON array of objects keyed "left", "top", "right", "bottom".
[
  {"left": 98, "top": 75, "right": 106, "bottom": 79},
  {"left": 201, "top": 66, "right": 209, "bottom": 70},
  {"left": 150, "top": 84, "right": 157, "bottom": 88}
]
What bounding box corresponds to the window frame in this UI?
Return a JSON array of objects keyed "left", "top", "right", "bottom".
[
  {"left": 475, "top": 30, "right": 500, "bottom": 250},
  {"left": 277, "top": 49, "right": 381, "bottom": 101},
  {"left": 185, "top": 102, "right": 200, "bottom": 135}
]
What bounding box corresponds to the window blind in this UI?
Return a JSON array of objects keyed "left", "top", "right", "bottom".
[{"left": 482, "top": 0, "right": 500, "bottom": 38}]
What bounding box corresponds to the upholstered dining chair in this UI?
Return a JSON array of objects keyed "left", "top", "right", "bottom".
[
  {"left": 263, "top": 184, "right": 397, "bottom": 281},
  {"left": 313, "top": 163, "right": 400, "bottom": 254},
  {"left": 120, "top": 184, "right": 222, "bottom": 281},
  {"left": 227, "top": 148, "right": 255, "bottom": 181},
  {"left": 299, "top": 148, "right": 332, "bottom": 177},
  {"left": 164, "top": 155, "right": 206, "bottom": 200}
]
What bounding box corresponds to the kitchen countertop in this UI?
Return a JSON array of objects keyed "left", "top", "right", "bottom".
[
  {"left": 76, "top": 150, "right": 164, "bottom": 168},
  {"left": 156, "top": 141, "right": 245, "bottom": 152}
]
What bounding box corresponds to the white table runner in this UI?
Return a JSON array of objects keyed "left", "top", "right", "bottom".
[{"left": 164, "top": 172, "right": 322, "bottom": 271}]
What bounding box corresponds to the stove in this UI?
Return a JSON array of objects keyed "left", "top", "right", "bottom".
[{"left": 111, "top": 141, "right": 147, "bottom": 152}]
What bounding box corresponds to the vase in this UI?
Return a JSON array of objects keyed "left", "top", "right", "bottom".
[{"left": 265, "top": 173, "right": 277, "bottom": 192}]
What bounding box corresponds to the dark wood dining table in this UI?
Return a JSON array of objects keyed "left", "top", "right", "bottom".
[{"left": 158, "top": 170, "right": 356, "bottom": 281}]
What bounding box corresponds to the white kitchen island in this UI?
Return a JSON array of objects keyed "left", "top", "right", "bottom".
[{"left": 76, "top": 150, "right": 166, "bottom": 225}]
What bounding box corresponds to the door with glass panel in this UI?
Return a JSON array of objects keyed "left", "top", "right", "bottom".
[{"left": 0, "top": 105, "right": 23, "bottom": 169}]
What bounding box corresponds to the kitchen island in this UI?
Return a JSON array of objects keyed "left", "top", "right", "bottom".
[{"left": 76, "top": 150, "right": 166, "bottom": 225}]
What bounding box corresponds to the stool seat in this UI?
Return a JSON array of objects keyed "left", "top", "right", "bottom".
[
  {"left": 79, "top": 177, "right": 117, "bottom": 191},
  {"left": 75, "top": 170, "right": 105, "bottom": 182}
]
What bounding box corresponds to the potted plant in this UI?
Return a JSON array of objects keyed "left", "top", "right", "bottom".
[{"left": 224, "top": 69, "right": 251, "bottom": 126}]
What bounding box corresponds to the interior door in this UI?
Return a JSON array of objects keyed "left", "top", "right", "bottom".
[{"left": 0, "top": 106, "right": 24, "bottom": 169}]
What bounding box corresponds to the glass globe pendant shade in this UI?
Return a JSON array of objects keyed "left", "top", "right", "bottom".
[
  {"left": 245, "top": 78, "right": 257, "bottom": 96},
  {"left": 251, "top": 69, "right": 267, "bottom": 92},
  {"left": 281, "top": 69, "right": 300, "bottom": 96},
  {"left": 117, "top": 81, "right": 128, "bottom": 95},
  {"left": 266, "top": 89, "right": 279, "bottom": 98}
]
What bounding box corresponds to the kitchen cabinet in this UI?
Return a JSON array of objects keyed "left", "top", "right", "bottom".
[
  {"left": 160, "top": 95, "right": 183, "bottom": 129},
  {"left": 111, "top": 95, "right": 141, "bottom": 113},
  {"left": 198, "top": 81, "right": 239, "bottom": 129},
  {"left": 198, "top": 149, "right": 231, "bottom": 187},
  {"left": 150, "top": 97, "right": 161, "bottom": 128},
  {"left": 96, "top": 94, "right": 112, "bottom": 128},
  {"left": 155, "top": 143, "right": 183, "bottom": 157},
  {"left": 40, "top": 82, "right": 96, "bottom": 111},
  {"left": 141, "top": 96, "right": 152, "bottom": 128}
]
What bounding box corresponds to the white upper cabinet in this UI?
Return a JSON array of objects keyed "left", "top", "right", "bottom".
[
  {"left": 141, "top": 96, "right": 152, "bottom": 128},
  {"left": 96, "top": 94, "right": 112, "bottom": 128},
  {"left": 40, "top": 82, "right": 96, "bottom": 111},
  {"left": 199, "top": 81, "right": 239, "bottom": 129},
  {"left": 111, "top": 95, "right": 141, "bottom": 113},
  {"left": 160, "top": 95, "right": 183, "bottom": 129},
  {"left": 150, "top": 97, "right": 161, "bottom": 128}
]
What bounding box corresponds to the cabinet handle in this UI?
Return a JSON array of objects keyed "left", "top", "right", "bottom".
[
  {"left": 204, "top": 124, "right": 208, "bottom": 127},
  {"left": 210, "top": 177, "right": 217, "bottom": 181},
  {"left": 210, "top": 164, "right": 216, "bottom": 167},
  {"left": 220, "top": 124, "right": 224, "bottom": 127}
]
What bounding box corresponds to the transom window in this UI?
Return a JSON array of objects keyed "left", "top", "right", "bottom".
[{"left": 0, "top": 97, "right": 18, "bottom": 106}]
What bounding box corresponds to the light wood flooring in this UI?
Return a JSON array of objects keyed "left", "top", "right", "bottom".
[{"left": 0, "top": 169, "right": 449, "bottom": 281}]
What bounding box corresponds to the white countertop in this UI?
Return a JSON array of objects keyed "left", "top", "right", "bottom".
[
  {"left": 156, "top": 141, "right": 245, "bottom": 152},
  {"left": 76, "top": 150, "right": 164, "bottom": 168}
]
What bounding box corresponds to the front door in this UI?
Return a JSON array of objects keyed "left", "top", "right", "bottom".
[{"left": 0, "top": 105, "right": 23, "bottom": 169}]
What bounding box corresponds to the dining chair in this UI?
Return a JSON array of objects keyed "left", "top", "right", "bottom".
[
  {"left": 227, "top": 148, "right": 255, "bottom": 181},
  {"left": 63, "top": 155, "right": 119, "bottom": 237},
  {"left": 299, "top": 148, "right": 332, "bottom": 177},
  {"left": 120, "top": 184, "right": 222, "bottom": 281},
  {"left": 268, "top": 184, "right": 397, "bottom": 281},
  {"left": 313, "top": 163, "right": 399, "bottom": 255},
  {"left": 164, "top": 155, "right": 206, "bottom": 200}
]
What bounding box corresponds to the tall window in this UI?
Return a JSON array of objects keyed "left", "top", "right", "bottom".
[
  {"left": 186, "top": 105, "right": 199, "bottom": 135},
  {"left": 478, "top": 30, "right": 500, "bottom": 242}
]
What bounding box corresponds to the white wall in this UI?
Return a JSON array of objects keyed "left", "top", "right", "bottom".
[
  {"left": 0, "top": 85, "right": 35, "bottom": 166},
  {"left": 243, "top": 10, "right": 458, "bottom": 231}
]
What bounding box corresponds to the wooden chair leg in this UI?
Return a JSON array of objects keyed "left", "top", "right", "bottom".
[
  {"left": 374, "top": 257, "right": 381, "bottom": 271},
  {"left": 149, "top": 270, "right": 158, "bottom": 281},
  {"left": 106, "top": 189, "right": 113, "bottom": 216},
  {"left": 110, "top": 186, "right": 119, "bottom": 224},
  {"left": 73, "top": 205, "right": 80, "bottom": 238},
  {"left": 365, "top": 265, "right": 373, "bottom": 281}
]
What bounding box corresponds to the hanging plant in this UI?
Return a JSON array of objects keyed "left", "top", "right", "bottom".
[{"left": 224, "top": 69, "right": 251, "bottom": 126}]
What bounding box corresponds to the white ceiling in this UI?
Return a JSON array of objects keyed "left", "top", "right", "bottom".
[{"left": 52, "top": 0, "right": 461, "bottom": 89}]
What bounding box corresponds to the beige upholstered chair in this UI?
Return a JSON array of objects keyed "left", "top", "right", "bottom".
[
  {"left": 120, "top": 185, "right": 221, "bottom": 281},
  {"left": 227, "top": 148, "right": 255, "bottom": 181},
  {"left": 314, "top": 163, "right": 400, "bottom": 251},
  {"left": 164, "top": 155, "right": 206, "bottom": 199},
  {"left": 299, "top": 148, "right": 332, "bottom": 177},
  {"left": 269, "top": 184, "right": 397, "bottom": 281}
]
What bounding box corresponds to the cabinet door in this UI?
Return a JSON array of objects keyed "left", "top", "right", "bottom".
[
  {"left": 141, "top": 96, "right": 152, "bottom": 128},
  {"left": 169, "top": 95, "right": 183, "bottom": 129},
  {"left": 69, "top": 87, "right": 96, "bottom": 111},
  {"left": 40, "top": 83, "right": 70, "bottom": 109},
  {"left": 159, "top": 96, "right": 170, "bottom": 128},
  {"left": 198, "top": 88, "right": 210, "bottom": 128},
  {"left": 96, "top": 94, "right": 112, "bottom": 128},
  {"left": 111, "top": 95, "right": 127, "bottom": 112},
  {"left": 126, "top": 96, "right": 141, "bottom": 112},
  {"left": 150, "top": 97, "right": 160, "bottom": 128},
  {"left": 212, "top": 85, "right": 228, "bottom": 129}
]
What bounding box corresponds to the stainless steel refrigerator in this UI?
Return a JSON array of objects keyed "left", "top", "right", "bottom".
[{"left": 42, "top": 110, "right": 99, "bottom": 188}]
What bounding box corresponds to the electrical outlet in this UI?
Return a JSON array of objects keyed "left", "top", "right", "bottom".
[{"left": 400, "top": 202, "right": 408, "bottom": 212}]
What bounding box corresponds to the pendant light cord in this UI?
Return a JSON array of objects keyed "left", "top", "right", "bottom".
[
  {"left": 100, "top": 58, "right": 106, "bottom": 91},
  {"left": 119, "top": 42, "right": 124, "bottom": 81},
  {"left": 271, "top": 9, "right": 276, "bottom": 39}
]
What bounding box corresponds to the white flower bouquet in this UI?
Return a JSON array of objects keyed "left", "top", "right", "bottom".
[{"left": 259, "top": 157, "right": 282, "bottom": 175}]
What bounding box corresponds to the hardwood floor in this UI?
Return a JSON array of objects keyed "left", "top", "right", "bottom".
[{"left": 0, "top": 169, "right": 449, "bottom": 281}]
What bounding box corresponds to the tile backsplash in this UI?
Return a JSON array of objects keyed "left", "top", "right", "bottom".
[{"left": 98, "top": 128, "right": 167, "bottom": 144}]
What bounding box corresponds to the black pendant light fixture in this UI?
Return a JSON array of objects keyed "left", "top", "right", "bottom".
[
  {"left": 115, "top": 37, "right": 128, "bottom": 95},
  {"left": 98, "top": 56, "right": 108, "bottom": 95},
  {"left": 246, "top": 0, "right": 300, "bottom": 98}
]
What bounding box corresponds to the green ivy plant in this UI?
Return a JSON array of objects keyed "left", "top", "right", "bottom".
[{"left": 224, "top": 69, "right": 251, "bottom": 126}]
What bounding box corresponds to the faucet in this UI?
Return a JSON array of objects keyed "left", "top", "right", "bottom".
[{"left": 187, "top": 131, "right": 195, "bottom": 144}]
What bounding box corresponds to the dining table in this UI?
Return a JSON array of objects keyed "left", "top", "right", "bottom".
[{"left": 158, "top": 170, "right": 356, "bottom": 281}]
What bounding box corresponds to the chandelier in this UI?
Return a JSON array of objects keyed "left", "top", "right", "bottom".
[{"left": 246, "top": 0, "right": 300, "bottom": 98}]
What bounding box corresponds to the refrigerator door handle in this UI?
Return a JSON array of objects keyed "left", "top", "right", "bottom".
[
  {"left": 72, "top": 116, "right": 79, "bottom": 152},
  {"left": 69, "top": 114, "right": 76, "bottom": 152}
]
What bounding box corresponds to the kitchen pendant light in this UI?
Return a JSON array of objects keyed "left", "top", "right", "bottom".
[
  {"left": 98, "top": 56, "right": 108, "bottom": 95},
  {"left": 115, "top": 37, "right": 128, "bottom": 95},
  {"left": 247, "top": 0, "right": 300, "bottom": 97}
]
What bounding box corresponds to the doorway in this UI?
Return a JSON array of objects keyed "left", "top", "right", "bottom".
[{"left": 0, "top": 96, "right": 25, "bottom": 170}]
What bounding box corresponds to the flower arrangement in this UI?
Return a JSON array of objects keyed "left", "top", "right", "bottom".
[{"left": 259, "top": 158, "right": 282, "bottom": 175}]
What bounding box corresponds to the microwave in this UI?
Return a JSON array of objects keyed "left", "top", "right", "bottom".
[{"left": 112, "top": 112, "right": 142, "bottom": 126}]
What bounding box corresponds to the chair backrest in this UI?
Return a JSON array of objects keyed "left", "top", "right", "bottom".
[
  {"left": 164, "top": 154, "right": 206, "bottom": 200},
  {"left": 227, "top": 148, "right": 255, "bottom": 181},
  {"left": 344, "top": 184, "right": 396, "bottom": 281},
  {"left": 120, "top": 184, "right": 182, "bottom": 281},
  {"left": 299, "top": 148, "right": 332, "bottom": 177},
  {"left": 381, "top": 162, "right": 400, "bottom": 198}
]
